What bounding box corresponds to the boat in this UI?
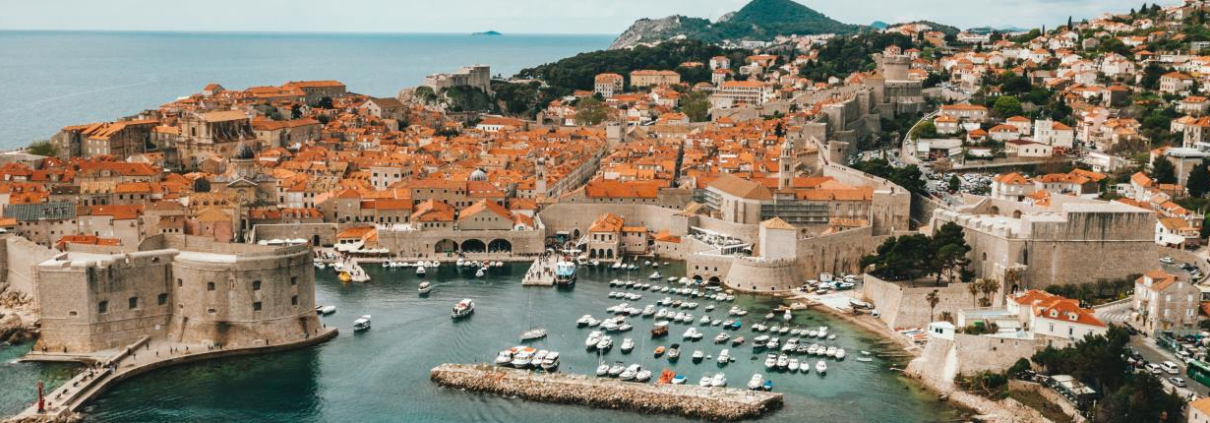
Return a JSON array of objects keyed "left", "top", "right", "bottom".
[
  {"left": 596, "top": 336, "right": 613, "bottom": 352},
  {"left": 764, "top": 354, "right": 777, "bottom": 369},
  {"left": 667, "top": 344, "right": 681, "bottom": 360},
  {"left": 788, "top": 359, "right": 800, "bottom": 372},
  {"left": 315, "top": 305, "right": 336, "bottom": 315},
  {"left": 651, "top": 322, "right": 669, "bottom": 338},
  {"left": 596, "top": 363, "right": 610, "bottom": 376},
  {"left": 714, "top": 332, "right": 730, "bottom": 344},
  {"left": 353, "top": 315, "right": 371, "bottom": 332},
  {"left": 521, "top": 328, "right": 548, "bottom": 342},
  {"left": 748, "top": 374, "right": 764, "bottom": 390},
  {"left": 699, "top": 376, "right": 712, "bottom": 387},
  {"left": 776, "top": 355, "right": 789, "bottom": 370},
  {"left": 496, "top": 348, "right": 516, "bottom": 366},
  {"left": 705, "top": 304, "right": 715, "bottom": 312},
  {"left": 654, "top": 345, "right": 666, "bottom": 357},
  {"left": 672, "top": 374, "right": 687, "bottom": 385},
  {"left": 338, "top": 271, "right": 353, "bottom": 282},
  {"left": 611, "top": 262, "right": 622, "bottom": 270},
  {"left": 753, "top": 335, "right": 769, "bottom": 348},
  {"left": 416, "top": 266, "right": 426, "bottom": 276},
  {"left": 577, "top": 314, "right": 594, "bottom": 327},
  {"left": 783, "top": 310, "right": 792, "bottom": 321},
  {"left": 767, "top": 337, "right": 780, "bottom": 350},
  {"left": 540, "top": 352, "right": 560, "bottom": 372},
  {"left": 718, "top": 348, "right": 731, "bottom": 364},
  {"left": 856, "top": 357, "right": 874, "bottom": 363},
  {"left": 649, "top": 271, "right": 662, "bottom": 280},
  {"left": 475, "top": 267, "right": 486, "bottom": 278},
  {"left": 555, "top": 258, "right": 577, "bottom": 286},
  {"left": 765, "top": 313, "right": 775, "bottom": 320},
  {"left": 731, "top": 336, "right": 745, "bottom": 346},
  {"left": 621, "top": 338, "right": 635, "bottom": 353},
  {"left": 620, "top": 364, "right": 640, "bottom": 381},
  {"left": 835, "top": 349, "right": 847, "bottom": 360},
  {"left": 586, "top": 331, "right": 604, "bottom": 349},
  {"left": 511, "top": 348, "right": 536, "bottom": 368},
  {"left": 417, "top": 281, "right": 432, "bottom": 295},
  {"left": 451, "top": 299, "right": 475, "bottom": 319},
  {"left": 826, "top": 346, "right": 837, "bottom": 358},
  {"left": 636, "top": 369, "right": 653, "bottom": 382},
  {"left": 692, "top": 350, "right": 704, "bottom": 363},
  {"left": 815, "top": 361, "right": 827, "bottom": 374},
  {"left": 642, "top": 305, "right": 656, "bottom": 316},
  {"left": 699, "top": 315, "right": 712, "bottom": 325},
  {"left": 608, "top": 362, "right": 626, "bottom": 377},
  {"left": 730, "top": 320, "right": 742, "bottom": 330},
  {"left": 711, "top": 373, "right": 727, "bottom": 387}
]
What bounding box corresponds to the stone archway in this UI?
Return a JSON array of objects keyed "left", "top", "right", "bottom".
[
  {"left": 435, "top": 239, "right": 458, "bottom": 253},
  {"left": 461, "top": 239, "right": 487, "bottom": 253},
  {"left": 488, "top": 239, "right": 512, "bottom": 253},
  {"left": 708, "top": 276, "right": 721, "bottom": 285},
  {"left": 589, "top": 249, "right": 597, "bottom": 258}
]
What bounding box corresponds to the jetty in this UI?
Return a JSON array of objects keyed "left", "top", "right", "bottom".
[
  {"left": 521, "top": 255, "right": 558, "bottom": 286},
  {"left": 430, "top": 364, "right": 783, "bottom": 421}
]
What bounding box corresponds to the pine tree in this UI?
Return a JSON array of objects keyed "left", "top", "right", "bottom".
[
  {"left": 1151, "top": 156, "right": 1177, "bottom": 185},
  {"left": 1187, "top": 159, "right": 1210, "bottom": 198}
]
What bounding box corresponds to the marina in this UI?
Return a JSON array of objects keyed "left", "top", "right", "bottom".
[{"left": 0, "top": 261, "right": 960, "bottom": 422}]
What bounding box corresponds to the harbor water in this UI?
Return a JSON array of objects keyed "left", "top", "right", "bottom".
[{"left": 2, "top": 262, "right": 960, "bottom": 422}]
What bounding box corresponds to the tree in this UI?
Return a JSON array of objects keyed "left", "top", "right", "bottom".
[
  {"left": 26, "top": 140, "right": 56, "bottom": 157},
  {"left": 926, "top": 290, "right": 940, "bottom": 322},
  {"left": 574, "top": 97, "right": 609, "bottom": 126},
  {"left": 290, "top": 104, "right": 302, "bottom": 119},
  {"left": 1150, "top": 156, "right": 1177, "bottom": 185},
  {"left": 1188, "top": 159, "right": 1210, "bottom": 198},
  {"left": 992, "top": 96, "right": 1023, "bottom": 118},
  {"left": 968, "top": 280, "right": 981, "bottom": 307},
  {"left": 978, "top": 278, "right": 1001, "bottom": 307},
  {"left": 948, "top": 175, "right": 961, "bottom": 192},
  {"left": 932, "top": 222, "right": 972, "bottom": 284},
  {"left": 317, "top": 96, "right": 334, "bottom": 109},
  {"left": 681, "top": 91, "right": 711, "bottom": 122}
]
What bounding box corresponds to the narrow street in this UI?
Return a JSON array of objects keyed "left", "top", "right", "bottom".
[{"left": 1094, "top": 301, "right": 1208, "bottom": 399}]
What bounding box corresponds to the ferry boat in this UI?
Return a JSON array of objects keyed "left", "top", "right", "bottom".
[
  {"left": 417, "top": 281, "right": 432, "bottom": 296},
  {"left": 353, "top": 315, "right": 372, "bottom": 332},
  {"left": 554, "top": 258, "right": 577, "bottom": 286},
  {"left": 451, "top": 299, "right": 475, "bottom": 319}
]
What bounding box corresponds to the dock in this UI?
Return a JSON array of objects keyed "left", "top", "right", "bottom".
[
  {"left": 430, "top": 364, "right": 783, "bottom": 421},
  {"left": 521, "top": 255, "right": 558, "bottom": 286}
]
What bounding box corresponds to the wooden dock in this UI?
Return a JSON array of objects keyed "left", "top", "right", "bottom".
[
  {"left": 430, "top": 363, "right": 783, "bottom": 421},
  {"left": 521, "top": 256, "right": 557, "bottom": 286}
]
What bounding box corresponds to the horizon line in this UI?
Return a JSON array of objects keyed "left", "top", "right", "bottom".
[{"left": 0, "top": 28, "right": 617, "bottom": 37}]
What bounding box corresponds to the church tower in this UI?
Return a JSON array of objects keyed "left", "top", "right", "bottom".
[{"left": 778, "top": 138, "right": 794, "bottom": 190}]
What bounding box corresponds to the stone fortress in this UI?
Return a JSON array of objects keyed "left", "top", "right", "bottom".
[{"left": 7, "top": 233, "right": 322, "bottom": 353}]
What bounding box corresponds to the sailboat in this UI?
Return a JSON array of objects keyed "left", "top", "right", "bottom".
[{"left": 520, "top": 287, "right": 547, "bottom": 343}]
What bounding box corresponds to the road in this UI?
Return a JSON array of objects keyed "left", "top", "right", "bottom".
[{"left": 1094, "top": 300, "right": 1208, "bottom": 399}]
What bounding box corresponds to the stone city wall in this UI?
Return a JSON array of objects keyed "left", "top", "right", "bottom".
[
  {"left": 861, "top": 274, "right": 980, "bottom": 330},
  {"left": 377, "top": 228, "right": 545, "bottom": 260},
  {"left": 539, "top": 203, "right": 679, "bottom": 239},
  {"left": 250, "top": 223, "right": 340, "bottom": 247},
  {"left": 908, "top": 334, "right": 1042, "bottom": 393},
  {"left": 794, "top": 226, "right": 891, "bottom": 280},
  {"left": 4, "top": 236, "right": 58, "bottom": 299},
  {"left": 722, "top": 257, "right": 801, "bottom": 293}
]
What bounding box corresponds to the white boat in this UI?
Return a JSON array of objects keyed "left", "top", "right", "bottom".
[
  {"left": 776, "top": 355, "right": 789, "bottom": 369},
  {"left": 611, "top": 262, "right": 622, "bottom": 270},
  {"left": 541, "top": 352, "right": 561, "bottom": 372},
  {"left": 621, "top": 338, "right": 635, "bottom": 353},
  {"left": 596, "top": 336, "right": 613, "bottom": 351},
  {"left": 753, "top": 335, "right": 769, "bottom": 348},
  {"left": 711, "top": 373, "right": 727, "bottom": 387},
  {"left": 714, "top": 332, "right": 730, "bottom": 344},
  {"left": 416, "top": 266, "right": 426, "bottom": 276},
  {"left": 620, "top": 364, "right": 640, "bottom": 381},
  {"left": 767, "top": 337, "right": 780, "bottom": 350},
  {"left": 649, "top": 272, "right": 661, "bottom": 280},
  {"left": 521, "top": 328, "right": 548, "bottom": 341},
  {"left": 642, "top": 305, "right": 656, "bottom": 316},
  {"left": 635, "top": 369, "right": 652, "bottom": 382},
  {"left": 764, "top": 354, "right": 777, "bottom": 369},
  {"left": 815, "top": 361, "right": 827, "bottom": 374},
  {"left": 577, "top": 314, "right": 594, "bottom": 327},
  {"left": 609, "top": 363, "right": 626, "bottom": 377},
  {"left": 451, "top": 299, "right": 474, "bottom": 319},
  {"left": 417, "top": 281, "right": 432, "bottom": 295},
  {"left": 748, "top": 373, "right": 764, "bottom": 390},
  {"left": 667, "top": 276, "right": 678, "bottom": 282},
  {"left": 496, "top": 348, "right": 516, "bottom": 365},
  {"left": 476, "top": 268, "right": 486, "bottom": 278},
  {"left": 718, "top": 348, "right": 731, "bottom": 364},
  {"left": 511, "top": 348, "right": 535, "bottom": 368},
  {"left": 788, "top": 359, "right": 800, "bottom": 371},
  {"left": 699, "top": 315, "right": 712, "bottom": 325},
  {"left": 692, "top": 350, "right": 705, "bottom": 362},
  {"left": 856, "top": 357, "right": 874, "bottom": 363},
  {"left": 682, "top": 327, "right": 701, "bottom": 340},
  {"left": 596, "top": 363, "right": 610, "bottom": 376},
  {"left": 353, "top": 315, "right": 372, "bottom": 332},
  {"left": 835, "top": 349, "right": 846, "bottom": 360},
  {"left": 783, "top": 310, "right": 792, "bottom": 321},
  {"left": 644, "top": 260, "right": 651, "bottom": 266},
  {"left": 316, "top": 305, "right": 336, "bottom": 315},
  {"left": 826, "top": 346, "right": 837, "bottom": 357},
  {"left": 699, "top": 376, "right": 712, "bottom": 387}
]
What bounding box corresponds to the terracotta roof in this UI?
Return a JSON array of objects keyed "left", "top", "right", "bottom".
[
  {"left": 708, "top": 174, "right": 772, "bottom": 201},
  {"left": 589, "top": 213, "right": 624, "bottom": 233}
]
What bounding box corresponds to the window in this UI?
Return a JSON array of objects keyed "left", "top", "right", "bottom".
[
  {"left": 129, "top": 297, "right": 139, "bottom": 309},
  {"left": 177, "top": 278, "right": 183, "bottom": 287},
  {"left": 98, "top": 301, "right": 108, "bottom": 314},
  {"left": 207, "top": 282, "right": 216, "bottom": 291},
  {"left": 158, "top": 293, "right": 168, "bottom": 306},
  {"left": 291, "top": 276, "right": 298, "bottom": 286},
  {"left": 292, "top": 295, "right": 299, "bottom": 306},
  {"left": 253, "top": 280, "right": 262, "bottom": 291},
  {"left": 253, "top": 301, "right": 263, "bottom": 311}
]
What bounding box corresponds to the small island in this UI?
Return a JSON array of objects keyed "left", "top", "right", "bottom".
[{"left": 472, "top": 30, "right": 502, "bottom": 36}]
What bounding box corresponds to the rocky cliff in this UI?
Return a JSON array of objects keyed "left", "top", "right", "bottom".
[{"left": 610, "top": 16, "right": 704, "bottom": 50}]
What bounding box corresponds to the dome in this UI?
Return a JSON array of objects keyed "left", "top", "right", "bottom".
[{"left": 468, "top": 168, "right": 488, "bottom": 182}]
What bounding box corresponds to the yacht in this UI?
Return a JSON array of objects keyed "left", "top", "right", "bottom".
[
  {"left": 451, "top": 299, "right": 475, "bottom": 319},
  {"left": 596, "top": 336, "right": 614, "bottom": 352},
  {"left": 540, "top": 352, "right": 560, "bottom": 372},
  {"left": 621, "top": 338, "right": 635, "bottom": 354},
  {"left": 417, "top": 281, "right": 432, "bottom": 296},
  {"left": 585, "top": 331, "right": 604, "bottom": 349},
  {"left": 717, "top": 348, "right": 731, "bottom": 365},
  {"left": 416, "top": 265, "right": 426, "bottom": 276},
  {"left": 520, "top": 328, "right": 548, "bottom": 342},
  {"left": 711, "top": 373, "right": 727, "bottom": 387},
  {"left": 316, "top": 305, "right": 337, "bottom": 315},
  {"left": 748, "top": 373, "right": 764, "bottom": 390},
  {"left": 714, "top": 332, "right": 730, "bottom": 344},
  {"left": 692, "top": 350, "right": 705, "bottom": 363},
  {"left": 353, "top": 315, "right": 371, "bottom": 332},
  {"left": 815, "top": 361, "right": 828, "bottom": 374}
]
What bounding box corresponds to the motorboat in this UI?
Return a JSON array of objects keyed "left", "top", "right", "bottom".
[
  {"left": 776, "top": 355, "right": 789, "bottom": 370},
  {"left": 642, "top": 305, "right": 656, "bottom": 316},
  {"left": 783, "top": 310, "right": 792, "bottom": 321},
  {"left": 315, "top": 305, "right": 336, "bottom": 315},
  {"left": 763, "top": 380, "right": 773, "bottom": 391},
  {"left": 635, "top": 369, "right": 652, "bottom": 382},
  {"left": 699, "top": 376, "right": 712, "bottom": 387},
  {"left": 451, "top": 299, "right": 475, "bottom": 319},
  {"left": 649, "top": 272, "right": 661, "bottom": 280},
  {"left": 765, "top": 313, "right": 775, "bottom": 320},
  {"left": 767, "top": 337, "right": 780, "bottom": 350},
  {"left": 753, "top": 335, "right": 769, "bottom": 348},
  {"left": 476, "top": 267, "right": 486, "bottom": 278},
  {"left": 731, "top": 336, "right": 745, "bottom": 346},
  {"left": 621, "top": 338, "right": 635, "bottom": 353},
  {"left": 577, "top": 314, "right": 594, "bottom": 327},
  {"left": 654, "top": 345, "right": 666, "bottom": 357},
  {"left": 667, "top": 276, "right": 678, "bottom": 282},
  {"left": 353, "top": 315, "right": 372, "bottom": 332},
  {"left": 540, "top": 352, "right": 560, "bottom": 372},
  {"left": 682, "top": 328, "right": 702, "bottom": 341},
  {"left": 521, "top": 328, "right": 548, "bottom": 342},
  {"left": 417, "top": 281, "right": 432, "bottom": 296},
  {"left": 608, "top": 363, "right": 626, "bottom": 377},
  {"left": 510, "top": 348, "right": 536, "bottom": 368},
  {"left": 672, "top": 374, "right": 687, "bottom": 385},
  {"left": 788, "top": 358, "right": 800, "bottom": 372},
  {"left": 748, "top": 374, "right": 764, "bottom": 390},
  {"left": 714, "top": 332, "right": 730, "bottom": 344},
  {"left": 596, "top": 363, "right": 610, "bottom": 376},
  {"left": 667, "top": 344, "right": 681, "bottom": 360},
  {"left": 826, "top": 346, "right": 837, "bottom": 358},
  {"left": 496, "top": 348, "right": 516, "bottom": 366},
  {"left": 764, "top": 354, "right": 778, "bottom": 369},
  {"left": 717, "top": 348, "right": 731, "bottom": 365},
  {"left": 730, "top": 321, "right": 742, "bottom": 330},
  {"left": 711, "top": 373, "right": 727, "bottom": 387},
  {"left": 692, "top": 350, "right": 705, "bottom": 363},
  {"left": 611, "top": 262, "right": 622, "bottom": 270},
  {"left": 770, "top": 325, "right": 781, "bottom": 333},
  {"left": 815, "top": 361, "right": 828, "bottom": 374},
  {"left": 835, "top": 349, "right": 846, "bottom": 360},
  {"left": 416, "top": 266, "right": 426, "bottom": 276},
  {"left": 620, "top": 364, "right": 640, "bottom": 381},
  {"left": 651, "top": 322, "right": 669, "bottom": 338},
  {"left": 807, "top": 344, "right": 819, "bottom": 355},
  {"left": 586, "top": 331, "right": 604, "bottom": 349},
  {"left": 699, "top": 315, "right": 712, "bottom": 325},
  {"left": 705, "top": 304, "right": 715, "bottom": 312},
  {"left": 596, "top": 336, "right": 614, "bottom": 352}
]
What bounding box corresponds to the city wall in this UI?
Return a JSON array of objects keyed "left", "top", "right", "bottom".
[
  {"left": 3, "top": 236, "right": 59, "bottom": 298},
  {"left": 539, "top": 203, "right": 679, "bottom": 239},
  {"left": 861, "top": 274, "right": 980, "bottom": 330},
  {"left": 907, "top": 334, "right": 1042, "bottom": 393},
  {"left": 250, "top": 223, "right": 340, "bottom": 247}
]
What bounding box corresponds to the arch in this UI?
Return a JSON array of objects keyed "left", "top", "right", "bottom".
[
  {"left": 589, "top": 249, "right": 597, "bottom": 258},
  {"left": 989, "top": 206, "right": 1000, "bottom": 215},
  {"left": 311, "top": 235, "right": 321, "bottom": 246},
  {"left": 461, "top": 239, "right": 487, "bottom": 253},
  {"left": 606, "top": 249, "right": 614, "bottom": 259},
  {"left": 708, "top": 276, "right": 721, "bottom": 285},
  {"left": 488, "top": 239, "right": 512, "bottom": 253},
  {"left": 1012, "top": 210, "right": 1022, "bottom": 219},
  {"left": 693, "top": 275, "right": 703, "bottom": 283},
  {"left": 572, "top": 228, "right": 581, "bottom": 240},
  {"left": 435, "top": 239, "right": 458, "bottom": 253}
]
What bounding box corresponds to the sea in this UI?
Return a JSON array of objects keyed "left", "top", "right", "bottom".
[
  {"left": 0, "top": 31, "right": 613, "bottom": 150},
  {"left": 0, "top": 262, "right": 961, "bottom": 422}
]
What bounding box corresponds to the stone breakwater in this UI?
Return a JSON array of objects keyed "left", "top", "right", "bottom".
[{"left": 430, "top": 363, "right": 783, "bottom": 421}]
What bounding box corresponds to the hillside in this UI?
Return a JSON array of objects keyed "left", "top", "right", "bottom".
[{"left": 610, "top": 0, "right": 859, "bottom": 49}]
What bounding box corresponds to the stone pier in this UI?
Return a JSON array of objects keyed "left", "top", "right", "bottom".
[
  {"left": 430, "top": 363, "right": 783, "bottom": 421},
  {"left": 521, "top": 256, "right": 557, "bottom": 287}
]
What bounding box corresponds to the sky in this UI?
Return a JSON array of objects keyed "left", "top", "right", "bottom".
[{"left": 0, "top": 0, "right": 1167, "bottom": 35}]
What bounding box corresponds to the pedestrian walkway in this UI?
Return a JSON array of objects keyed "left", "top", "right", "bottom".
[{"left": 522, "top": 254, "right": 558, "bottom": 286}]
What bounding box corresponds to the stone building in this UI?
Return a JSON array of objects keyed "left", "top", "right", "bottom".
[
  {"left": 283, "top": 80, "right": 348, "bottom": 105},
  {"left": 33, "top": 234, "right": 321, "bottom": 353},
  {"left": 1134, "top": 269, "right": 1203, "bottom": 337},
  {"left": 423, "top": 65, "right": 493, "bottom": 96},
  {"left": 51, "top": 120, "right": 159, "bottom": 160},
  {"left": 629, "top": 70, "right": 681, "bottom": 88},
  {"left": 594, "top": 73, "right": 624, "bottom": 98}
]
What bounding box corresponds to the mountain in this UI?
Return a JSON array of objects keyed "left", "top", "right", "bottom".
[{"left": 610, "top": 0, "right": 860, "bottom": 49}]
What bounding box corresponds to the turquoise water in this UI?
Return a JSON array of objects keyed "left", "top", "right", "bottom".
[
  {"left": 0, "top": 343, "right": 77, "bottom": 417},
  {"left": 0, "top": 31, "right": 612, "bottom": 148},
  {"left": 5, "top": 262, "right": 964, "bottom": 422}
]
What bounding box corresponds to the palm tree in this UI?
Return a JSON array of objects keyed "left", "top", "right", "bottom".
[
  {"left": 939, "top": 311, "right": 954, "bottom": 323},
  {"left": 979, "top": 279, "right": 1002, "bottom": 307},
  {"left": 926, "top": 290, "right": 940, "bottom": 322},
  {"left": 968, "top": 280, "right": 980, "bottom": 307}
]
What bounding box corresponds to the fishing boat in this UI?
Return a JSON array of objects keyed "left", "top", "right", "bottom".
[
  {"left": 417, "top": 281, "right": 432, "bottom": 296},
  {"left": 815, "top": 361, "right": 828, "bottom": 374},
  {"left": 554, "top": 258, "right": 577, "bottom": 286},
  {"left": 353, "top": 315, "right": 372, "bottom": 332},
  {"left": 451, "top": 299, "right": 475, "bottom": 319},
  {"left": 520, "top": 328, "right": 548, "bottom": 342},
  {"left": 748, "top": 374, "right": 764, "bottom": 390},
  {"left": 621, "top": 338, "right": 635, "bottom": 354}
]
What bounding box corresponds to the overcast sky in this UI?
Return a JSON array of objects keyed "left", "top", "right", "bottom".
[{"left": 1, "top": 0, "right": 1165, "bottom": 34}]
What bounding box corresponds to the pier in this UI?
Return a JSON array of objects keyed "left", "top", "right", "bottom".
[
  {"left": 430, "top": 364, "right": 783, "bottom": 421},
  {"left": 521, "top": 255, "right": 558, "bottom": 286}
]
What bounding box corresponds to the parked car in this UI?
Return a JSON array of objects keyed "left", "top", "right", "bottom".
[
  {"left": 1161, "top": 361, "right": 1181, "bottom": 375},
  {"left": 1145, "top": 363, "right": 1163, "bottom": 374},
  {"left": 1170, "top": 377, "right": 1187, "bottom": 387}
]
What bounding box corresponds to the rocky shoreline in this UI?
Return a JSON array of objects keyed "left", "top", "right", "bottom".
[
  {"left": 0, "top": 291, "right": 38, "bottom": 345},
  {"left": 430, "top": 363, "right": 783, "bottom": 421}
]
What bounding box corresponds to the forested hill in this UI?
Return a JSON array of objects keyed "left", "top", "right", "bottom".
[
  {"left": 611, "top": 0, "right": 860, "bottom": 49},
  {"left": 515, "top": 40, "right": 747, "bottom": 95}
]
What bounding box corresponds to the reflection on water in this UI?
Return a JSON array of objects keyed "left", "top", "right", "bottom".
[{"left": 8, "top": 262, "right": 958, "bottom": 422}]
